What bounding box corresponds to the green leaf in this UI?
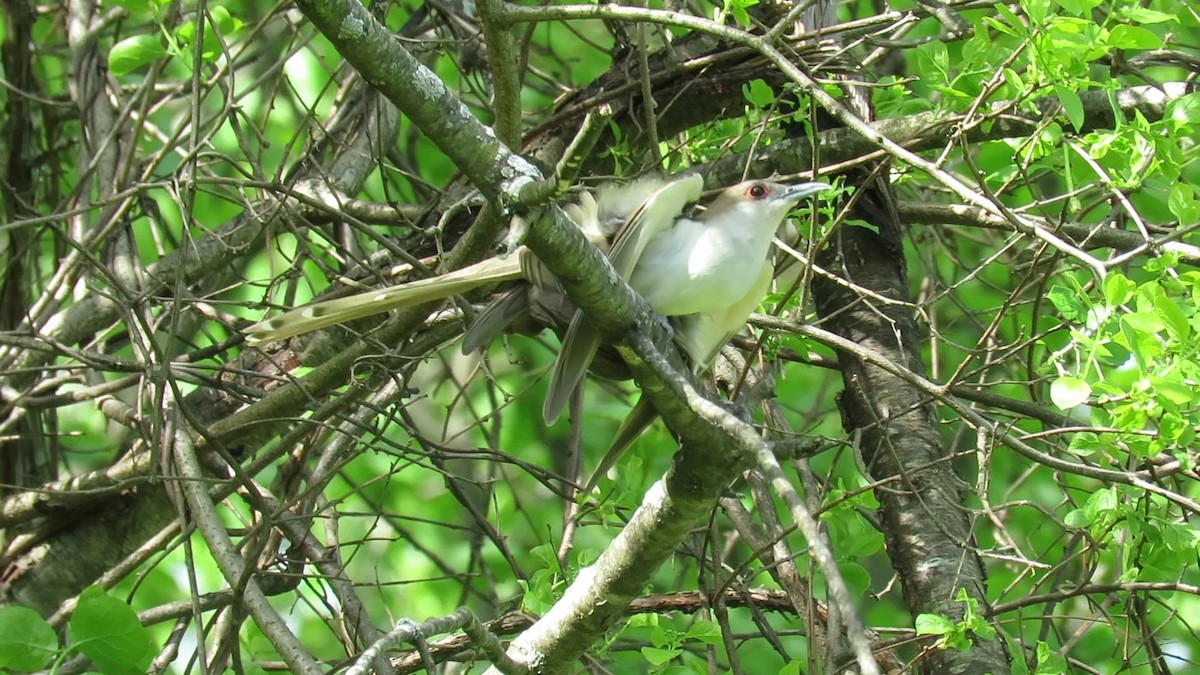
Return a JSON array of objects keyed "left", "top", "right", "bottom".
[
  {"left": 518, "top": 567, "right": 564, "bottom": 614},
  {"left": 1153, "top": 293, "right": 1190, "bottom": 342},
  {"left": 995, "top": 4, "right": 1029, "bottom": 36},
  {"left": 210, "top": 6, "right": 244, "bottom": 34},
  {"left": 1047, "top": 286, "right": 1088, "bottom": 323},
  {"left": 175, "top": 8, "right": 242, "bottom": 63},
  {"left": 969, "top": 619, "right": 997, "bottom": 640},
  {"left": 843, "top": 525, "right": 884, "bottom": 558},
  {"left": 916, "top": 41, "right": 950, "bottom": 84},
  {"left": 575, "top": 547, "right": 599, "bottom": 567},
  {"left": 1064, "top": 507, "right": 1090, "bottom": 528},
  {"left": 779, "top": 661, "right": 804, "bottom": 675},
  {"left": 0, "top": 606, "right": 58, "bottom": 671},
  {"left": 625, "top": 613, "right": 661, "bottom": 629},
  {"left": 1158, "top": 520, "right": 1200, "bottom": 552},
  {"left": 642, "top": 646, "right": 682, "bottom": 665},
  {"left": 1144, "top": 253, "right": 1180, "bottom": 274},
  {"left": 1085, "top": 487, "right": 1119, "bottom": 524},
  {"left": 1114, "top": 402, "right": 1150, "bottom": 432},
  {"left": 848, "top": 219, "right": 880, "bottom": 235},
  {"left": 1055, "top": 85, "right": 1084, "bottom": 132},
  {"left": 1107, "top": 24, "right": 1163, "bottom": 49},
  {"left": 108, "top": 34, "right": 167, "bottom": 76},
  {"left": 1067, "top": 431, "right": 1102, "bottom": 456},
  {"left": 1002, "top": 68, "right": 1025, "bottom": 95},
  {"left": 915, "top": 613, "right": 955, "bottom": 635},
  {"left": 1168, "top": 184, "right": 1200, "bottom": 223},
  {"left": 839, "top": 561, "right": 872, "bottom": 593},
  {"left": 1103, "top": 273, "right": 1135, "bottom": 307},
  {"left": 1022, "top": 0, "right": 1052, "bottom": 24},
  {"left": 1167, "top": 93, "right": 1200, "bottom": 131},
  {"left": 1054, "top": 0, "right": 1102, "bottom": 14},
  {"left": 684, "top": 621, "right": 723, "bottom": 645},
  {"left": 1151, "top": 377, "right": 1195, "bottom": 407},
  {"left": 1118, "top": 6, "right": 1176, "bottom": 23},
  {"left": 1050, "top": 376, "right": 1091, "bottom": 409},
  {"left": 529, "top": 543, "right": 557, "bottom": 569},
  {"left": 1122, "top": 310, "right": 1164, "bottom": 335},
  {"left": 723, "top": 0, "right": 758, "bottom": 27},
  {"left": 1157, "top": 411, "right": 1188, "bottom": 444},
  {"left": 930, "top": 84, "right": 972, "bottom": 100},
  {"left": 69, "top": 586, "right": 154, "bottom": 675},
  {"left": 743, "top": 79, "right": 775, "bottom": 109},
  {"left": 1034, "top": 641, "right": 1069, "bottom": 674},
  {"left": 983, "top": 15, "right": 1021, "bottom": 38},
  {"left": 177, "top": 19, "right": 197, "bottom": 43}
]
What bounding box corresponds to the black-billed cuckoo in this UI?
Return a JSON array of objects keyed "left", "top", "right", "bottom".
[{"left": 246, "top": 176, "right": 829, "bottom": 476}]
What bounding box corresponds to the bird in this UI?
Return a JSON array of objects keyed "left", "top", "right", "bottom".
[
  {"left": 244, "top": 251, "right": 538, "bottom": 344},
  {"left": 534, "top": 177, "right": 830, "bottom": 493},
  {"left": 244, "top": 176, "right": 830, "bottom": 489}
]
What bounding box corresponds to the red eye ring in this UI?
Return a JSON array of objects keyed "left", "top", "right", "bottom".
[{"left": 747, "top": 184, "right": 770, "bottom": 199}]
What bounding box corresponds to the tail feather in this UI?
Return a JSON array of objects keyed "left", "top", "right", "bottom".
[
  {"left": 583, "top": 396, "right": 658, "bottom": 494},
  {"left": 246, "top": 254, "right": 524, "bottom": 343}
]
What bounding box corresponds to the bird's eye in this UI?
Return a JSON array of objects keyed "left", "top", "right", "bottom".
[{"left": 747, "top": 184, "right": 770, "bottom": 199}]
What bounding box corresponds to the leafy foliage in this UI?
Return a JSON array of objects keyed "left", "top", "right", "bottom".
[
  {"left": 0, "top": 0, "right": 1196, "bottom": 673},
  {"left": 0, "top": 588, "right": 153, "bottom": 674}
]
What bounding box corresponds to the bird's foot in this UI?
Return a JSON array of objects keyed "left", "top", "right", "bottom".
[{"left": 501, "top": 214, "right": 530, "bottom": 255}]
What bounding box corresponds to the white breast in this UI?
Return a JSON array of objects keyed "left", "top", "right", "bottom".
[{"left": 629, "top": 216, "right": 775, "bottom": 317}]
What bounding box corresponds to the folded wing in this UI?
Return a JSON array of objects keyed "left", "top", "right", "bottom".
[{"left": 542, "top": 173, "right": 704, "bottom": 424}]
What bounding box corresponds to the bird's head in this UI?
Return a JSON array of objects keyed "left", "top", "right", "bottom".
[{"left": 704, "top": 180, "right": 831, "bottom": 226}]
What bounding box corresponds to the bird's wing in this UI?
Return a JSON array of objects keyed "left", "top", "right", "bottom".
[
  {"left": 246, "top": 253, "right": 526, "bottom": 344},
  {"left": 607, "top": 174, "right": 704, "bottom": 279},
  {"left": 542, "top": 311, "right": 601, "bottom": 423},
  {"left": 463, "top": 188, "right": 616, "bottom": 357},
  {"left": 543, "top": 174, "right": 704, "bottom": 424}
]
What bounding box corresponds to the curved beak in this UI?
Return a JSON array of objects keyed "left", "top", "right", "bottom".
[{"left": 783, "top": 181, "right": 833, "bottom": 202}]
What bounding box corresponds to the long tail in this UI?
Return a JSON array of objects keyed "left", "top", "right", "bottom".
[{"left": 246, "top": 253, "right": 526, "bottom": 343}]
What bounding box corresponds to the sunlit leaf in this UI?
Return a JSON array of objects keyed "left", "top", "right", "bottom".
[
  {"left": 70, "top": 586, "right": 154, "bottom": 675},
  {"left": 1055, "top": 85, "right": 1084, "bottom": 132},
  {"left": 1107, "top": 24, "right": 1163, "bottom": 49},
  {"left": 1051, "top": 376, "right": 1091, "bottom": 409},
  {"left": 1154, "top": 293, "right": 1190, "bottom": 342},
  {"left": 108, "top": 34, "right": 167, "bottom": 76},
  {"left": 0, "top": 606, "right": 57, "bottom": 671},
  {"left": 642, "top": 646, "right": 682, "bottom": 665}
]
